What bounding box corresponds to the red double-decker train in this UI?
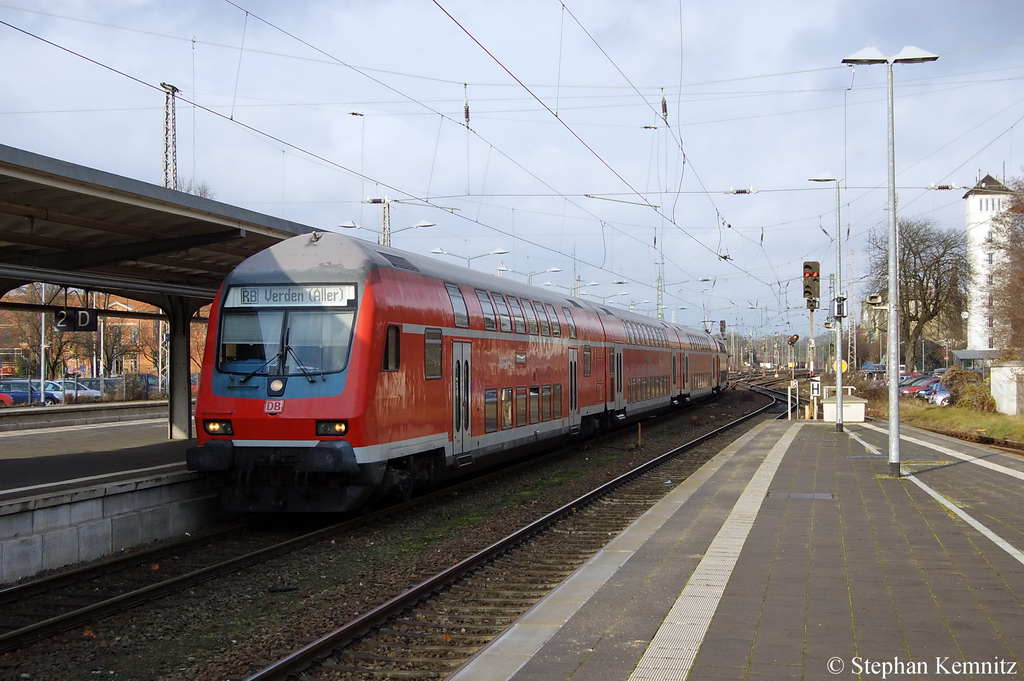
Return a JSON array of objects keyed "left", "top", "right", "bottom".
[{"left": 187, "top": 232, "right": 728, "bottom": 512}]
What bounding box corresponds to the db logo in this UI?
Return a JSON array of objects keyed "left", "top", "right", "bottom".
[{"left": 264, "top": 399, "right": 285, "bottom": 414}]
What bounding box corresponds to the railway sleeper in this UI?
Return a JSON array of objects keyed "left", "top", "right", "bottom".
[
  {"left": 450, "top": 585, "right": 552, "bottom": 598},
  {"left": 318, "top": 659, "right": 427, "bottom": 677},
  {"left": 393, "top": 618, "right": 507, "bottom": 634},
  {"left": 377, "top": 627, "right": 492, "bottom": 644},
  {"left": 426, "top": 596, "right": 530, "bottom": 609},
  {"left": 342, "top": 649, "right": 465, "bottom": 666},
  {"left": 359, "top": 637, "right": 483, "bottom": 655},
  {"left": 413, "top": 606, "right": 526, "bottom": 621},
  {"left": 408, "top": 609, "right": 520, "bottom": 625},
  {"left": 485, "top": 561, "right": 577, "bottom": 577}
]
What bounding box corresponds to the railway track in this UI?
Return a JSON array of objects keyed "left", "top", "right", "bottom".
[
  {"left": 245, "top": 394, "right": 777, "bottom": 680},
  {"left": 0, "top": 393, "right": 756, "bottom": 658}
]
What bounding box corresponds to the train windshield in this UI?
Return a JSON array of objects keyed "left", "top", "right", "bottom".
[{"left": 217, "top": 284, "right": 357, "bottom": 377}]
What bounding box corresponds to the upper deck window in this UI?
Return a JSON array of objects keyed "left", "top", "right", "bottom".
[
  {"left": 492, "top": 293, "right": 513, "bottom": 332},
  {"left": 534, "top": 302, "right": 551, "bottom": 336},
  {"left": 445, "top": 283, "right": 470, "bottom": 328},
  {"left": 507, "top": 297, "right": 527, "bottom": 333},
  {"left": 476, "top": 290, "right": 498, "bottom": 331},
  {"left": 522, "top": 300, "right": 540, "bottom": 335}
]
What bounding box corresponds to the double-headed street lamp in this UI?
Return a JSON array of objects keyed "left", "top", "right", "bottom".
[
  {"left": 842, "top": 46, "right": 938, "bottom": 475},
  {"left": 582, "top": 290, "right": 628, "bottom": 306},
  {"left": 339, "top": 219, "right": 433, "bottom": 247},
  {"left": 497, "top": 265, "right": 561, "bottom": 285},
  {"left": 430, "top": 247, "right": 508, "bottom": 270},
  {"left": 810, "top": 175, "right": 843, "bottom": 432}
]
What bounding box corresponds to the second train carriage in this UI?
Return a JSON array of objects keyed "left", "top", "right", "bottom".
[{"left": 187, "top": 232, "right": 728, "bottom": 512}]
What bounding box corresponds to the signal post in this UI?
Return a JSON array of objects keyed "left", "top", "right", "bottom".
[{"left": 803, "top": 262, "right": 820, "bottom": 418}]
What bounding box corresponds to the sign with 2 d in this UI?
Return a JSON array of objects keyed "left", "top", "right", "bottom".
[{"left": 54, "top": 308, "right": 99, "bottom": 332}]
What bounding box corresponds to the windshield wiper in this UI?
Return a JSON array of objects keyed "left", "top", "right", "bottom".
[
  {"left": 239, "top": 349, "right": 285, "bottom": 383},
  {"left": 284, "top": 345, "right": 320, "bottom": 383}
]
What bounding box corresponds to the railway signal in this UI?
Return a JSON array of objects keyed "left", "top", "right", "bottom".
[{"left": 802, "top": 261, "right": 820, "bottom": 299}]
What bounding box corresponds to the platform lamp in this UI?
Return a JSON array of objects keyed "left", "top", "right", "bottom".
[
  {"left": 809, "top": 175, "right": 843, "bottom": 432},
  {"left": 842, "top": 46, "right": 938, "bottom": 475}
]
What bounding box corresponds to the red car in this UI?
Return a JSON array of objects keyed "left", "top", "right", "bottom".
[
  {"left": 0, "top": 392, "right": 12, "bottom": 407},
  {"left": 899, "top": 377, "right": 940, "bottom": 397}
]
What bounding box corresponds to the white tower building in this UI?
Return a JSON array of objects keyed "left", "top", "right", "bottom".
[{"left": 963, "top": 174, "right": 1012, "bottom": 351}]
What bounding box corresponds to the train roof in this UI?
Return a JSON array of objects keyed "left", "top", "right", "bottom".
[{"left": 227, "top": 231, "right": 717, "bottom": 341}]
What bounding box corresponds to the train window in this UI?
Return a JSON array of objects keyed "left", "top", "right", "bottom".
[
  {"left": 541, "top": 384, "right": 551, "bottom": 421},
  {"left": 535, "top": 302, "right": 550, "bottom": 336},
  {"left": 507, "top": 297, "right": 527, "bottom": 333},
  {"left": 219, "top": 308, "right": 356, "bottom": 377},
  {"left": 545, "top": 304, "right": 561, "bottom": 337},
  {"left": 529, "top": 385, "right": 540, "bottom": 423},
  {"left": 501, "top": 387, "right": 514, "bottom": 429},
  {"left": 491, "top": 293, "right": 513, "bottom": 332},
  {"left": 484, "top": 389, "right": 498, "bottom": 433},
  {"left": 475, "top": 290, "right": 497, "bottom": 331},
  {"left": 520, "top": 301, "right": 536, "bottom": 335},
  {"left": 553, "top": 384, "right": 562, "bottom": 419},
  {"left": 624, "top": 322, "right": 634, "bottom": 344},
  {"left": 562, "top": 307, "right": 577, "bottom": 339},
  {"left": 220, "top": 311, "right": 284, "bottom": 368},
  {"left": 445, "top": 283, "right": 470, "bottom": 328},
  {"left": 516, "top": 387, "right": 527, "bottom": 426},
  {"left": 424, "top": 328, "right": 442, "bottom": 379},
  {"left": 583, "top": 346, "right": 592, "bottom": 376},
  {"left": 382, "top": 325, "right": 400, "bottom": 371}
]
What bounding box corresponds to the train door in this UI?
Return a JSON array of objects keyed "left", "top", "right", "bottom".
[
  {"left": 568, "top": 348, "right": 580, "bottom": 431},
  {"left": 612, "top": 343, "right": 625, "bottom": 411},
  {"left": 452, "top": 342, "right": 472, "bottom": 464}
]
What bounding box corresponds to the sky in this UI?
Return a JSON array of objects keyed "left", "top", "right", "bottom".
[{"left": 1, "top": 0, "right": 1022, "bottom": 338}]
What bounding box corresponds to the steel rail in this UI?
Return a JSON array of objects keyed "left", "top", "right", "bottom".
[{"left": 245, "top": 394, "right": 776, "bottom": 681}]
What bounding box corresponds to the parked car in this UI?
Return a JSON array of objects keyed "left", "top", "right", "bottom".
[
  {"left": 79, "top": 377, "right": 124, "bottom": 395},
  {"left": 928, "top": 383, "right": 951, "bottom": 407},
  {"left": 0, "top": 392, "right": 12, "bottom": 407},
  {"left": 899, "top": 377, "right": 941, "bottom": 397},
  {"left": 898, "top": 372, "right": 922, "bottom": 385},
  {"left": 0, "top": 379, "right": 62, "bottom": 405},
  {"left": 44, "top": 379, "right": 103, "bottom": 402},
  {"left": 108, "top": 373, "right": 164, "bottom": 400}
]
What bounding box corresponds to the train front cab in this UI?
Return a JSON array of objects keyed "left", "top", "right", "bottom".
[{"left": 187, "top": 273, "right": 397, "bottom": 513}]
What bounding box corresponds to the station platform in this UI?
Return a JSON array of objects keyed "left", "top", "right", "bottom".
[
  {"left": 449, "top": 419, "right": 1024, "bottom": 680},
  {"left": 0, "top": 419, "right": 191, "bottom": 503}
]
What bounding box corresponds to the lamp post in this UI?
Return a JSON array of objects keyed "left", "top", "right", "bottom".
[
  {"left": 810, "top": 175, "right": 843, "bottom": 432},
  {"left": 497, "top": 265, "right": 561, "bottom": 285},
  {"left": 339, "top": 219, "right": 433, "bottom": 246},
  {"left": 842, "top": 46, "right": 938, "bottom": 475},
  {"left": 430, "top": 247, "right": 508, "bottom": 270},
  {"left": 581, "top": 291, "right": 628, "bottom": 305}
]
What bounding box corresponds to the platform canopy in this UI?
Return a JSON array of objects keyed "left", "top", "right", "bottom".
[
  {"left": 0, "top": 144, "right": 312, "bottom": 306},
  {"left": 0, "top": 144, "right": 316, "bottom": 440}
]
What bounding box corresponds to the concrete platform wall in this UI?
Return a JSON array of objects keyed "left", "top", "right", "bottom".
[{"left": 0, "top": 472, "right": 223, "bottom": 584}]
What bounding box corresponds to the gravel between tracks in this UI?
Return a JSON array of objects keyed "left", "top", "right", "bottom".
[{"left": 0, "top": 389, "right": 769, "bottom": 681}]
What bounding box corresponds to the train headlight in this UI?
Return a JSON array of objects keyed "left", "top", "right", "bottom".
[
  {"left": 316, "top": 420, "right": 348, "bottom": 436},
  {"left": 268, "top": 378, "right": 286, "bottom": 396},
  {"left": 203, "top": 420, "right": 234, "bottom": 436}
]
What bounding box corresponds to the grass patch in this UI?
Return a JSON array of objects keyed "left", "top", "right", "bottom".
[{"left": 897, "top": 400, "right": 1024, "bottom": 442}]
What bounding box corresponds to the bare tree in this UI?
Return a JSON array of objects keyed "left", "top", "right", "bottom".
[
  {"left": 989, "top": 176, "right": 1024, "bottom": 357},
  {"left": 867, "top": 217, "right": 970, "bottom": 373}
]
